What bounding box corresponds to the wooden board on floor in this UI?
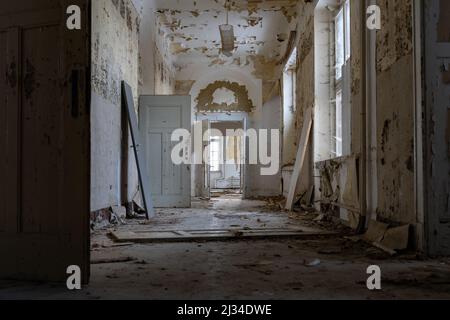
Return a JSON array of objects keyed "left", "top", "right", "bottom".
[
  {"left": 285, "top": 107, "right": 313, "bottom": 211},
  {"left": 110, "top": 228, "right": 337, "bottom": 243}
]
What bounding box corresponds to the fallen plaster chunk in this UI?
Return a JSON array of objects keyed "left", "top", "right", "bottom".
[
  {"left": 372, "top": 242, "right": 397, "bottom": 256},
  {"left": 380, "top": 224, "right": 410, "bottom": 251},
  {"left": 363, "top": 221, "right": 389, "bottom": 243},
  {"left": 91, "top": 256, "right": 136, "bottom": 264}
]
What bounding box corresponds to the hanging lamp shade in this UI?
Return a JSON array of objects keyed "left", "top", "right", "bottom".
[{"left": 219, "top": 24, "right": 234, "bottom": 56}]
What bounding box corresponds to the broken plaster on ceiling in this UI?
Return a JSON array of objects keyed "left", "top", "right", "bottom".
[{"left": 153, "top": 0, "right": 298, "bottom": 78}]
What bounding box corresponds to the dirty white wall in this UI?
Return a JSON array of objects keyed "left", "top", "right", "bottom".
[
  {"left": 282, "top": 1, "right": 316, "bottom": 199},
  {"left": 312, "top": 0, "right": 364, "bottom": 221},
  {"left": 134, "top": 0, "right": 175, "bottom": 95},
  {"left": 375, "top": 0, "right": 415, "bottom": 225},
  {"left": 292, "top": 0, "right": 417, "bottom": 232},
  {"left": 90, "top": 0, "right": 178, "bottom": 212},
  {"left": 91, "top": 0, "right": 140, "bottom": 211}
]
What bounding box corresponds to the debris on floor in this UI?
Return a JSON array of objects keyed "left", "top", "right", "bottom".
[
  {"left": 91, "top": 256, "right": 136, "bottom": 264},
  {"left": 109, "top": 227, "right": 336, "bottom": 244},
  {"left": 91, "top": 205, "right": 129, "bottom": 230},
  {"left": 346, "top": 221, "right": 411, "bottom": 256},
  {"left": 305, "top": 259, "right": 321, "bottom": 267}
]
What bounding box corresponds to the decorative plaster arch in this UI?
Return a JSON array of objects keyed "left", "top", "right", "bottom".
[
  {"left": 188, "top": 66, "right": 262, "bottom": 114},
  {"left": 196, "top": 80, "right": 255, "bottom": 113}
]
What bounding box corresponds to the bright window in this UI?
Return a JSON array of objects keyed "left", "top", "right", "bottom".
[
  {"left": 335, "top": 9, "right": 344, "bottom": 80},
  {"left": 334, "top": 0, "right": 351, "bottom": 157},
  {"left": 335, "top": 90, "right": 343, "bottom": 157},
  {"left": 210, "top": 137, "right": 221, "bottom": 172},
  {"left": 283, "top": 47, "right": 297, "bottom": 113}
]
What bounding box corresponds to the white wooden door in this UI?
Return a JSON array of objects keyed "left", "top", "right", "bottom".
[
  {"left": 139, "top": 96, "right": 191, "bottom": 208},
  {"left": 0, "top": 0, "right": 91, "bottom": 282}
]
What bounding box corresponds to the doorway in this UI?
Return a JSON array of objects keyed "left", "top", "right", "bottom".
[{"left": 209, "top": 121, "right": 244, "bottom": 198}]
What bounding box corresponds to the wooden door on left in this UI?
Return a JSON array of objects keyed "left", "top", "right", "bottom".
[{"left": 0, "top": 0, "right": 91, "bottom": 282}]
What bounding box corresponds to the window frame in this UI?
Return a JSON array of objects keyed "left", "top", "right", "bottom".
[{"left": 333, "top": 0, "right": 351, "bottom": 158}]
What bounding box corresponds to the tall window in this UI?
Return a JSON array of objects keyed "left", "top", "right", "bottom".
[
  {"left": 334, "top": 0, "right": 351, "bottom": 157},
  {"left": 210, "top": 137, "right": 222, "bottom": 172},
  {"left": 283, "top": 48, "right": 297, "bottom": 114}
]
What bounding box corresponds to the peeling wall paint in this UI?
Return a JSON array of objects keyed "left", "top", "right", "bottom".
[
  {"left": 376, "top": 0, "right": 413, "bottom": 73},
  {"left": 375, "top": 0, "right": 415, "bottom": 224},
  {"left": 91, "top": 0, "right": 140, "bottom": 211},
  {"left": 350, "top": 0, "right": 362, "bottom": 155},
  {"left": 92, "top": 0, "right": 139, "bottom": 105},
  {"left": 154, "top": 45, "right": 176, "bottom": 94},
  {"left": 175, "top": 80, "right": 196, "bottom": 95},
  {"left": 249, "top": 55, "right": 280, "bottom": 80},
  {"left": 284, "top": 1, "right": 315, "bottom": 197},
  {"left": 291, "top": 0, "right": 416, "bottom": 230},
  {"left": 262, "top": 80, "right": 280, "bottom": 105}
]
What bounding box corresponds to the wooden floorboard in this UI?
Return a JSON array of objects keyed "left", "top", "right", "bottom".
[{"left": 110, "top": 228, "right": 338, "bottom": 243}]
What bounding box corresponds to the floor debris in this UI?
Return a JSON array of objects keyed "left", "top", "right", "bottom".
[
  {"left": 91, "top": 256, "right": 136, "bottom": 264},
  {"left": 109, "top": 228, "right": 336, "bottom": 243}
]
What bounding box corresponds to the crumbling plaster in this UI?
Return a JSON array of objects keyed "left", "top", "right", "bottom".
[
  {"left": 91, "top": 0, "right": 140, "bottom": 212},
  {"left": 282, "top": 1, "right": 316, "bottom": 197},
  {"left": 153, "top": 0, "right": 297, "bottom": 77},
  {"left": 375, "top": 0, "right": 415, "bottom": 225},
  {"left": 291, "top": 0, "right": 416, "bottom": 230}
]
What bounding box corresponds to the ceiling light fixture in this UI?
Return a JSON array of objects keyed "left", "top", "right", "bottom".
[{"left": 219, "top": 0, "right": 234, "bottom": 57}]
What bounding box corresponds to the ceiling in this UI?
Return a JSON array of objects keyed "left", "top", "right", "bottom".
[{"left": 151, "top": 0, "right": 299, "bottom": 73}]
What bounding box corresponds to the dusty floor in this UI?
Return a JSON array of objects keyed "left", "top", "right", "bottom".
[{"left": 1, "top": 196, "right": 450, "bottom": 300}]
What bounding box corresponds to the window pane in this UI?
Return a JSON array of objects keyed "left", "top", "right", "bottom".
[
  {"left": 210, "top": 137, "right": 221, "bottom": 172},
  {"left": 345, "top": 0, "right": 351, "bottom": 61},
  {"left": 335, "top": 9, "right": 344, "bottom": 80},
  {"left": 283, "top": 48, "right": 297, "bottom": 113},
  {"left": 335, "top": 90, "right": 343, "bottom": 157}
]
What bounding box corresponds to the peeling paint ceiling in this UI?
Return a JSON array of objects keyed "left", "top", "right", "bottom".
[{"left": 150, "top": 0, "right": 298, "bottom": 74}]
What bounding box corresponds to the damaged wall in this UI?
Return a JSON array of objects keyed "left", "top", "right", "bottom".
[
  {"left": 375, "top": 0, "right": 415, "bottom": 225},
  {"left": 314, "top": 0, "right": 415, "bottom": 228},
  {"left": 135, "top": 0, "right": 175, "bottom": 95},
  {"left": 154, "top": 44, "right": 176, "bottom": 94},
  {"left": 282, "top": 1, "right": 316, "bottom": 199},
  {"left": 314, "top": 0, "right": 365, "bottom": 222},
  {"left": 91, "top": 0, "right": 140, "bottom": 211}
]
